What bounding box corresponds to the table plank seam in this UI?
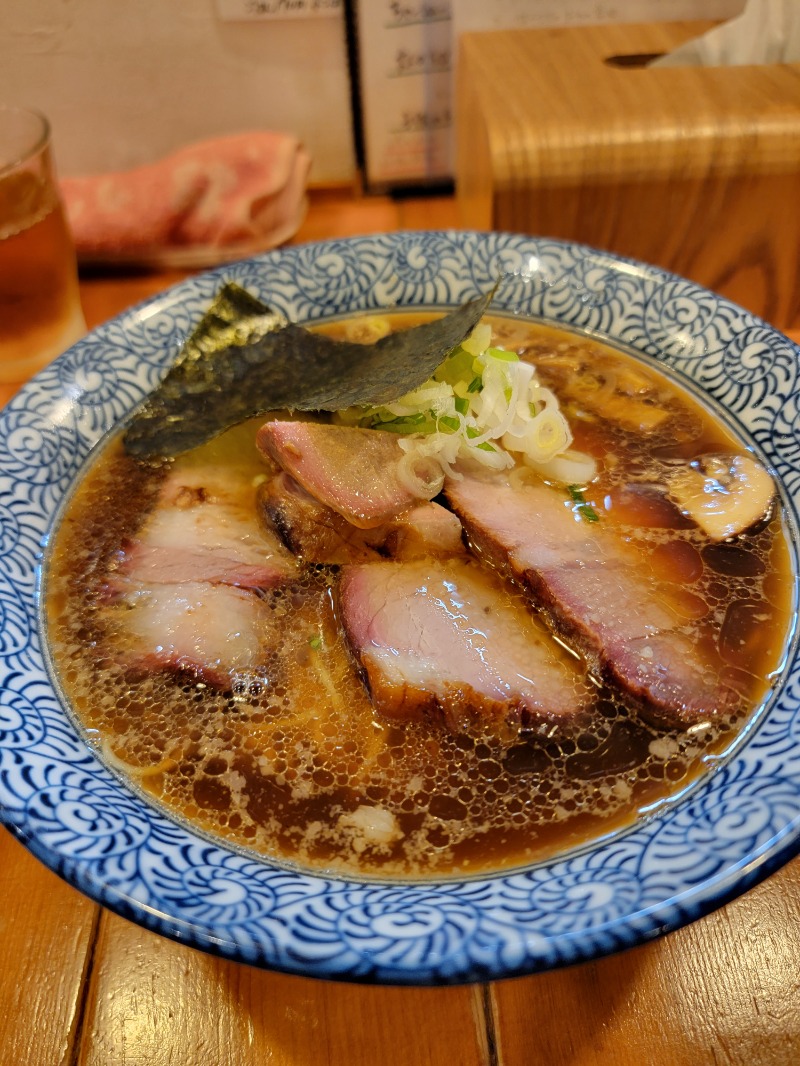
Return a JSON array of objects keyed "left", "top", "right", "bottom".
[
  {"left": 481, "top": 984, "right": 501, "bottom": 1066},
  {"left": 68, "top": 905, "right": 103, "bottom": 1066}
]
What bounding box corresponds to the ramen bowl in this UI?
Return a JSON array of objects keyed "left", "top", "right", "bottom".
[{"left": 1, "top": 231, "right": 799, "bottom": 984}]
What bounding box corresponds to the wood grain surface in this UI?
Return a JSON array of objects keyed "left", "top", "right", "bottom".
[
  {"left": 1, "top": 184, "right": 800, "bottom": 1065},
  {"left": 492, "top": 856, "right": 800, "bottom": 1065},
  {"left": 79, "top": 913, "right": 489, "bottom": 1066},
  {"left": 0, "top": 831, "right": 98, "bottom": 1066},
  {"left": 456, "top": 21, "right": 800, "bottom": 328}
]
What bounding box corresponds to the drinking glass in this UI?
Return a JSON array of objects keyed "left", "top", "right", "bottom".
[{"left": 0, "top": 105, "right": 85, "bottom": 383}]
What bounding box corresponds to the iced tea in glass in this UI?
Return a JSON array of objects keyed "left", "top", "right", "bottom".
[{"left": 0, "top": 106, "right": 85, "bottom": 383}]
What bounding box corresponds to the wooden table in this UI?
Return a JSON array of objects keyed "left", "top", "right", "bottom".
[{"left": 2, "top": 189, "right": 800, "bottom": 1065}]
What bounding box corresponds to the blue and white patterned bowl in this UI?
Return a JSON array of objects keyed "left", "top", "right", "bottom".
[{"left": 1, "top": 231, "right": 799, "bottom": 984}]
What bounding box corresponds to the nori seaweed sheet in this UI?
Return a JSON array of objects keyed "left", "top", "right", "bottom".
[
  {"left": 124, "top": 283, "right": 496, "bottom": 458},
  {"left": 171, "top": 283, "right": 288, "bottom": 374}
]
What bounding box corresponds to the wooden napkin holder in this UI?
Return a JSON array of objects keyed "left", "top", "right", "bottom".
[{"left": 456, "top": 21, "right": 800, "bottom": 328}]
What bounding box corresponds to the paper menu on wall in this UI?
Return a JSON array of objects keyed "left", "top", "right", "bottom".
[
  {"left": 355, "top": 0, "right": 746, "bottom": 189},
  {"left": 355, "top": 0, "right": 453, "bottom": 190}
]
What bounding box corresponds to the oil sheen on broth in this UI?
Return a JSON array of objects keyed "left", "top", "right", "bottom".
[{"left": 45, "top": 315, "right": 794, "bottom": 879}]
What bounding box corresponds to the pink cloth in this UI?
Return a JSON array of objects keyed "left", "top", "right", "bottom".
[{"left": 61, "top": 131, "right": 311, "bottom": 268}]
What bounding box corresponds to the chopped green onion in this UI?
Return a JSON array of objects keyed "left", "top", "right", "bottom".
[
  {"left": 434, "top": 345, "right": 475, "bottom": 387},
  {"left": 309, "top": 634, "right": 323, "bottom": 650},
  {"left": 567, "top": 484, "right": 600, "bottom": 522},
  {"left": 463, "top": 426, "right": 497, "bottom": 452},
  {"left": 333, "top": 317, "right": 574, "bottom": 478},
  {"left": 366, "top": 411, "right": 434, "bottom": 433},
  {"left": 485, "top": 347, "right": 518, "bottom": 363},
  {"left": 438, "top": 414, "right": 461, "bottom": 432}
]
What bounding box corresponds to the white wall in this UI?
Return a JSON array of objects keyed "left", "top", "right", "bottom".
[{"left": 1, "top": 0, "right": 356, "bottom": 183}]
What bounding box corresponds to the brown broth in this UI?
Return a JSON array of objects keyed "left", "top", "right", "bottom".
[{"left": 45, "top": 315, "right": 795, "bottom": 880}]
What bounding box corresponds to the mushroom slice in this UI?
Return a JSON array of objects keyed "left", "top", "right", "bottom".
[{"left": 667, "top": 454, "right": 775, "bottom": 541}]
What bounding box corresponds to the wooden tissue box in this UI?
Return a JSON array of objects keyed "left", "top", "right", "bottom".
[{"left": 456, "top": 21, "right": 800, "bottom": 328}]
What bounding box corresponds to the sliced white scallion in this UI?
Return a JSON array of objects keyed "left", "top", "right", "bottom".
[
  {"left": 335, "top": 320, "right": 584, "bottom": 484},
  {"left": 460, "top": 321, "right": 492, "bottom": 356},
  {"left": 528, "top": 448, "right": 598, "bottom": 486},
  {"left": 502, "top": 408, "right": 572, "bottom": 462},
  {"left": 395, "top": 451, "right": 446, "bottom": 498}
]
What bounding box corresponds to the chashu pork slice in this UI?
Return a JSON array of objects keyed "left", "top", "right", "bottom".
[
  {"left": 339, "top": 559, "right": 584, "bottom": 735},
  {"left": 256, "top": 421, "right": 440, "bottom": 528},
  {"left": 260, "top": 471, "right": 465, "bottom": 564},
  {"left": 118, "top": 581, "right": 274, "bottom": 688},
  {"left": 445, "top": 474, "right": 738, "bottom": 727},
  {"left": 106, "top": 461, "right": 295, "bottom": 687},
  {"left": 111, "top": 464, "right": 296, "bottom": 590}
]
